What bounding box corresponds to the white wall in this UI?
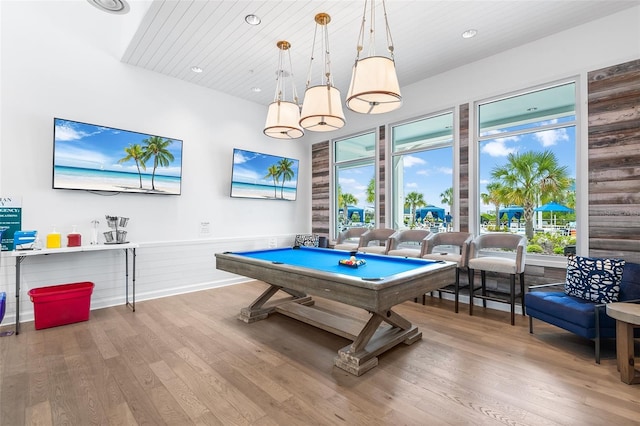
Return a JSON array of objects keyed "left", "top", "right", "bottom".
[{"left": 0, "top": 1, "right": 310, "bottom": 326}]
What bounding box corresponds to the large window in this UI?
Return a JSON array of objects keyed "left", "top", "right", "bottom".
[
  {"left": 334, "top": 131, "right": 376, "bottom": 236},
  {"left": 391, "top": 112, "right": 454, "bottom": 231},
  {"left": 477, "top": 81, "right": 577, "bottom": 256}
]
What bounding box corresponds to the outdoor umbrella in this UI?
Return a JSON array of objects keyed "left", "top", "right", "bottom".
[
  {"left": 535, "top": 202, "right": 573, "bottom": 228},
  {"left": 534, "top": 201, "right": 574, "bottom": 213}
]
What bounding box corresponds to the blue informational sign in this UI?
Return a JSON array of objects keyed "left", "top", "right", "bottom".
[{"left": 0, "top": 197, "right": 22, "bottom": 251}]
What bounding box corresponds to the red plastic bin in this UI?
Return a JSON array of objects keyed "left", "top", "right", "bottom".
[{"left": 28, "top": 282, "right": 94, "bottom": 330}]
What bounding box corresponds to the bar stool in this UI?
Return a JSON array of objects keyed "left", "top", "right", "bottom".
[
  {"left": 467, "top": 233, "right": 527, "bottom": 325},
  {"left": 357, "top": 228, "right": 396, "bottom": 254},
  {"left": 386, "top": 229, "right": 431, "bottom": 258},
  {"left": 421, "top": 232, "right": 473, "bottom": 313}
]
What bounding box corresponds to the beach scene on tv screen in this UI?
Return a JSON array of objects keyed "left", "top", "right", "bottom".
[
  {"left": 231, "top": 149, "right": 298, "bottom": 200},
  {"left": 53, "top": 118, "right": 183, "bottom": 195}
]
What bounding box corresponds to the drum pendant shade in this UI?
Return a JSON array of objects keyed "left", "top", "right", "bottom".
[
  {"left": 299, "top": 85, "right": 345, "bottom": 132},
  {"left": 299, "top": 13, "right": 345, "bottom": 132},
  {"left": 347, "top": 56, "right": 401, "bottom": 114},
  {"left": 263, "top": 40, "right": 303, "bottom": 139},
  {"left": 264, "top": 100, "right": 304, "bottom": 139},
  {"left": 346, "top": 0, "right": 402, "bottom": 115}
]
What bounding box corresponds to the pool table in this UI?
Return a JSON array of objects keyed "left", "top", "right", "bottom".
[{"left": 215, "top": 246, "right": 455, "bottom": 376}]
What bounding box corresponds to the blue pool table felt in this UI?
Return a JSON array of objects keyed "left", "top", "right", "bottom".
[{"left": 229, "top": 246, "right": 442, "bottom": 280}]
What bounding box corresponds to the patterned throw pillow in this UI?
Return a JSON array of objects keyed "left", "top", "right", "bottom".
[
  {"left": 564, "top": 255, "right": 626, "bottom": 303},
  {"left": 294, "top": 234, "right": 319, "bottom": 247}
]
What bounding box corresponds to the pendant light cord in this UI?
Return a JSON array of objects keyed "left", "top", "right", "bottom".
[
  {"left": 355, "top": 0, "right": 396, "bottom": 61},
  {"left": 305, "top": 14, "right": 334, "bottom": 90}
]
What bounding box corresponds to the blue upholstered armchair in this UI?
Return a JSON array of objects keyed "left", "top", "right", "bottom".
[{"left": 525, "top": 259, "right": 640, "bottom": 363}]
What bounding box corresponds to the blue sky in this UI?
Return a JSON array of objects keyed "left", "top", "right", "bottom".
[
  {"left": 338, "top": 123, "right": 576, "bottom": 214},
  {"left": 54, "top": 118, "right": 183, "bottom": 176},
  {"left": 479, "top": 125, "right": 576, "bottom": 212},
  {"left": 232, "top": 149, "right": 299, "bottom": 188}
]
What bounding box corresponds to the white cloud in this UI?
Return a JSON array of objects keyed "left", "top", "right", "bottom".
[
  {"left": 233, "top": 151, "right": 249, "bottom": 164},
  {"left": 481, "top": 139, "right": 518, "bottom": 157},
  {"left": 437, "top": 167, "right": 453, "bottom": 175},
  {"left": 403, "top": 155, "right": 426, "bottom": 167},
  {"left": 535, "top": 128, "right": 569, "bottom": 147},
  {"left": 339, "top": 177, "right": 358, "bottom": 186},
  {"left": 406, "top": 182, "right": 418, "bottom": 188},
  {"left": 54, "top": 123, "right": 90, "bottom": 141}
]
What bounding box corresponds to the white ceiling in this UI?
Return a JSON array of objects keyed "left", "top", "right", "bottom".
[{"left": 118, "top": 0, "right": 639, "bottom": 107}]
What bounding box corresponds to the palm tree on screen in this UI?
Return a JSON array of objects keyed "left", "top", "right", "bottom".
[
  {"left": 404, "top": 191, "right": 426, "bottom": 227},
  {"left": 265, "top": 165, "right": 280, "bottom": 198},
  {"left": 491, "top": 150, "right": 571, "bottom": 239},
  {"left": 141, "top": 136, "right": 175, "bottom": 191},
  {"left": 118, "top": 144, "right": 146, "bottom": 188},
  {"left": 277, "top": 158, "right": 295, "bottom": 199}
]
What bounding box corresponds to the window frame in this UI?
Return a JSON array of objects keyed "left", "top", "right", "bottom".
[
  {"left": 471, "top": 77, "right": 582, "bottom": 265},
  {"left": 388, "top": 109, "right": 456, "bottom": 231},
  {"left": 330, "top": 128, "right": 379, "bottom": 240}
]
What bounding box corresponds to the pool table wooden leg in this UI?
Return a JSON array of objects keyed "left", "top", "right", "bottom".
[
  {"left": 239, "top": 284, "right": 313, "bottom": 323},
  {"left": 334, "top": 309, "right": 422, "bottom": 376}
]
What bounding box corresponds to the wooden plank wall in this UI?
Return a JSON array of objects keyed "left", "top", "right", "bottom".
[
  {"left": 459, "top": 104, "right": 470, "bottom": 233},
  {"left": 311, "top": 140, "right": 330, "bottom": 239},
  {"left": 378, "top": 125, "right": 386, "bottom": 226},
  {"left": 587, "top": 59, "right": 640, "bottom": 262}
]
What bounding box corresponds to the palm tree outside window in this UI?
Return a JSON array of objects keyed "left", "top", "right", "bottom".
[{"left": 477, "top": 81, "right": 577, "bottom": 256}]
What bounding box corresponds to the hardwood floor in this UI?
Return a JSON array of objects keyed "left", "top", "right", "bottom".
[{"left": 1, "top": 281, "right": 639, "bottom": 425}]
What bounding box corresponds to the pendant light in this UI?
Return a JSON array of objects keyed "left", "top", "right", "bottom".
[
  {"left": 264, "top": 40, "right": 304, "bottom": 139},
  {"left": 299, "top": 13, "right": 345, "bottom": 132},
  {"left": 346, "top": 0, "right": 402, "bottom": 114}
]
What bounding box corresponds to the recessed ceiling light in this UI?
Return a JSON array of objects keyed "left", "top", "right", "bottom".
[
  {"left": 87, "top": 0, "right": 130, "bottom": 14},
  {"left": 462, "top": 29, "right": 478, "bottom": 39},
  {"left": 245, "top": 14, "right": 261, "bottom": 26},
  {"left": 191, "top": 66, "right": 203, "bottom": 73},
  {"left": 251, "top": 87, "right": 262, "bottom": 93}
]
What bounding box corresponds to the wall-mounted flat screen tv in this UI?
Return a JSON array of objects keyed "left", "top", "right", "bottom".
[
  {"left": 230, "top": 148, "right": 299, "bottom": 201},
  {"left": 52, "top": 118, "right": 183, "bottom": 195}
]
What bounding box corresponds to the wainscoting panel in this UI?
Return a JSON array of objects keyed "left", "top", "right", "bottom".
[{"left": 0, "top": 235, "right": 297, "bottom": 327}]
